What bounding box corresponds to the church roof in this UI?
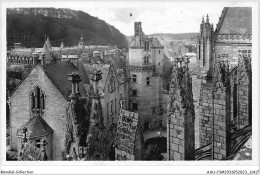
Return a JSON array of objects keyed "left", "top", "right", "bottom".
[
  {"left": 17, "top": 115, "right": 53, "bottom": 139},
  {"left": 42, "top": 42, "right": 52, "bottom": 61},
  {"left": 216, "top": 7, "right": 252, "bottom": 34},
  {"left": 45, "top": 61, "right": 89, "bottom": 99}
]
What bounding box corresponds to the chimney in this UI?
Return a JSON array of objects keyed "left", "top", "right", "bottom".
[
  {"left": 134, "top": 22, "right": 142, "bottom": 36},
  {"left": 89, "top": 68, "right": 102, "bottom": 94},
  {"left": 32, "top": 53, "right": 39, "bottom": 65},
  {"left": 68, "top": 72, "right": 82, "bottom": 103},
  {"left": 40, "top": 53, "right": 46, "bottom": 68}
]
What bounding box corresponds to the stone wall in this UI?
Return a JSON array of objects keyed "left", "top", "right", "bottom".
[
  {"left": 199, "top": 81, "right": 213, "bottom": 147},
  {"left": 214, "top": 43, "right": 252, "bottom": 68},
  {"left": 191, "top": 75, "right": 202, "bottom": 148},
  {"left": 167, "top": 59, "right": 195, "bottom": 160},
  {"left": 9, "top": 65, "right": 68, "bottom": 160}
]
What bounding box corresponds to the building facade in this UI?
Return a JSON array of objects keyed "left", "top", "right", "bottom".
[{"left": 128, "top": 22, "right": 166, "bottom": 132}]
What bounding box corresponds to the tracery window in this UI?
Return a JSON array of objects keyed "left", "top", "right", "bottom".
[{"left": 30, "top": 86, "right": 45, "bottom": 113}]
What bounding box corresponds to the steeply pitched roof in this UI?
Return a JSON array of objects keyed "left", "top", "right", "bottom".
[
  {"left": 45, "top": 61, "right": 89, "bottom": 99},
  {"left": 216, "top": 7, "right": 252, "bottom": 34},
  {"left": 17, "top": 115, "right": 53, "bottom": 139},
  {"left": 42, "top": 42, "right": 52, "bottom": 61},
  {"left": 151, "top": 38, "right": 164, "bottom": 48}
]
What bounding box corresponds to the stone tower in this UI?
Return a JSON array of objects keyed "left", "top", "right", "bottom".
[
  {"left": 128, "top": 22, "right": 165, "bottom": 131},
  {"left": 167, "top": 56, "right": 195, "bottom": 160},
  {"left": 78, "top": 34, "right": 85, "bottom": 49}
]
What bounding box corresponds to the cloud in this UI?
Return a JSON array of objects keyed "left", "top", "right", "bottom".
[{"left": 72, "top": 1, "right": 249, "bottom": 35}]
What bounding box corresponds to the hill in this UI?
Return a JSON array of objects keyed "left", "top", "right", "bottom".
[
  {"left": 150, "top": 33, "right": 198, "bottom": 40},
  {"left": 7, "top": 8, "right": 128, "bottom": 49}
]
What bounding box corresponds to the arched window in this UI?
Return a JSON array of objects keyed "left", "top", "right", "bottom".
[
  {"left": 30, "top": 86, "right": 45, "bottom": 113},
  {"left": 36, "top": 86, "right": 41, "bottom": 109},
  {"left": 30, "top": 92, "right": 35, "bottom": 110}
]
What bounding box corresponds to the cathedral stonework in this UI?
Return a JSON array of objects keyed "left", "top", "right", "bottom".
[{"left": 167, "top": 56, "right": 195, "bottom": 160}]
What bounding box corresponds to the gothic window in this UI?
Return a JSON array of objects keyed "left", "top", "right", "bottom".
[
  {"left": 132, "top": 102, "right": 138, "bottom": 111},
  {"left": 146, "top": 77, "right": 150, "bottom": 86},
  {"left": 111, "top": 100, "right": 113, "bottom": 114},
  {"left": 159, "top": 50, "right": 161, "bottom": 54},
  {"left": 144, "top": 56, "right": 149, "bottom": 64},
  {"left": 107, "top": 103, "right": 109, "bottom": 117},
  {"left": 30, "top": 91, "right": 35, "bottom": 110},
  {"left": 132, "top": 90, "right": 137, "bottom": 96},
  {"left": 35, "top": 139, "right": 41, "bottom": 148},
  {"left": 132, "top": 74, "right": 137, "bottom": 83},
  {"left": 30, "top": 86, "right": 45, "bottom": 113},
  {"left": 115, "top": 98, "right": 117, "bottom": 114},
  {"left": 108, "top": 76, "right": 116, "bottom": 93},
  {"left": 144, "top": 41, "right": 149, "bottom": 50}
]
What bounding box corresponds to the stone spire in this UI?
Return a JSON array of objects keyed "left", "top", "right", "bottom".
[
  {"left": 60, "top": 41, "right": 64, "bottom": 50},
  {"left": 42, "top": 42, "right": 52, "bottom": 63},
  {"left": 45, "top": 37, "right": 52, "bottom": 51},
  {"left": 167, "top": 55, "right": 195, "bottom": 160},
  {"left": 206, "top": 14, "right": 209, "bottom": 23}
]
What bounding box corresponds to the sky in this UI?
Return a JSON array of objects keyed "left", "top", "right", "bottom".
[
  {"left": 4, "top": 1, "right": 252, "bottom": 36},
  {"left": 66, "top": 1, "right": 250, "bottom": 36}
]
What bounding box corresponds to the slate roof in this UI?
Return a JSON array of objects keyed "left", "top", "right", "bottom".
[
  {"left": 9, "top": 51, "right": 32, "bottom": 58},
  {"left": 45, "top": 61, "right": 89, "bottom": 99},
  {"left": 151, "top": 38, "right": 164, "bottom": 48},
  {"left": 116, "top": 110, "right": 139, "bottom": 155},
  {"left": 216, "top": 7, "right": 252, "bottom": 34},
  {"left": 42, "top": 42, "right": 52, "bottom": 62},
  {"left": 17, "top": 115, "right": 53, "bottom": 139}
]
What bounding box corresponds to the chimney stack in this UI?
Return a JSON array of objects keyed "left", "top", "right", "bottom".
[
  {"left": 134, "top": 22, "right": 142, "bottom": 36},
  {"left": 89, "top": 68, "right": 102, "bottom": 94},
  {"left": 68, "top": 72, "right": 82, "bottom": 103}
]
